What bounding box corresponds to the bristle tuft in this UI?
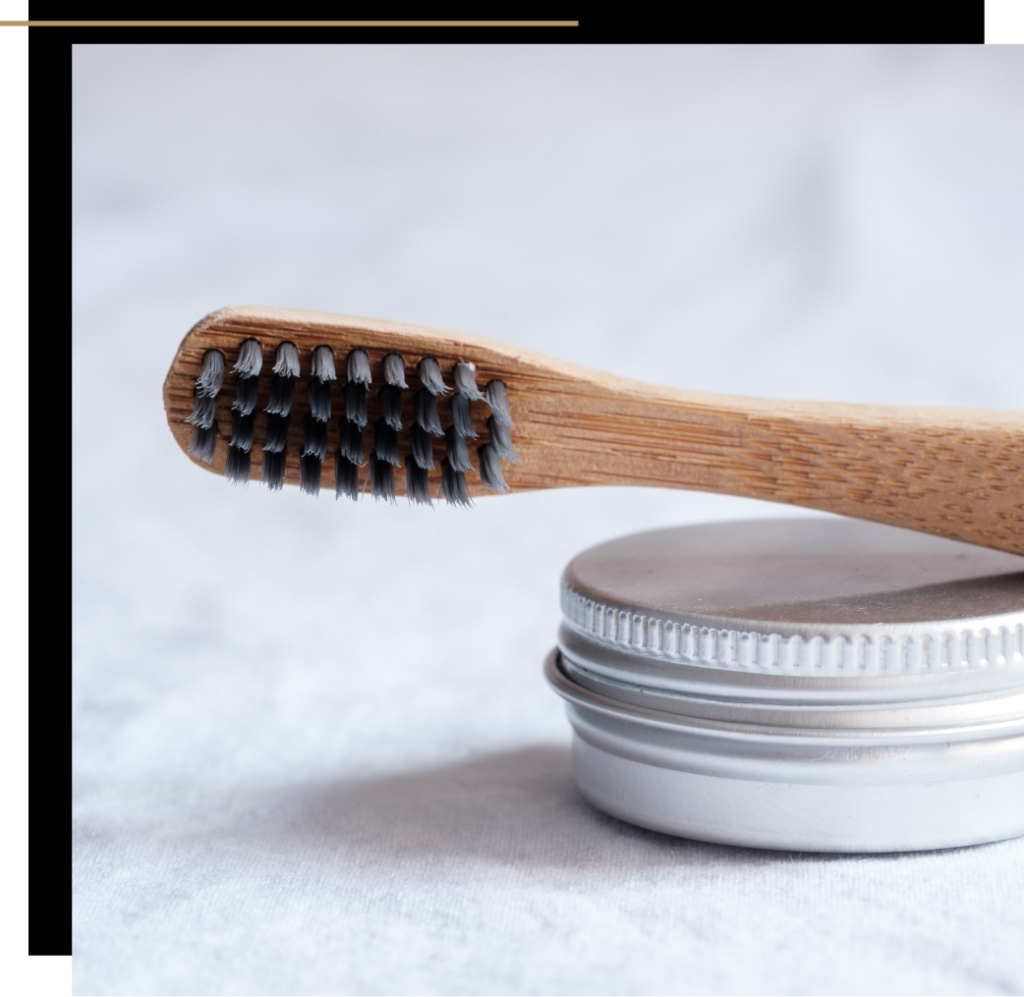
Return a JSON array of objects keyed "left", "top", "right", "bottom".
[
  {"left": 263, "top": 414, "right": 290, "bottom": 453},
  {"left": 478, "top": 443, "right": 510, "bottom": 493},
  {"left": 410, "top": 423, "right": 435, "bottom": 469},
  {"left": 369, "top": 454, "right": 396, "bottom": 502},
  {"left": 311, "top": 345, "right": 337, "bottom": 382},
  {"left": 374, "top": 418, "right": 401, "bottom": 467},
  {"left": 265, "top": 376, "right": 294, "bottom": 416},
  {"left": 488, "top": 417, "right": 520, "bottom": 462},
  {"left": 338, "top": 420, "right": 363, "bottom": 464},
  {"left": 308, "top": 379, "right": 332, "bottom": 422},
  {"left": 345, "top": 381, "right": 367, "bottom": 427},
  {"left": 233, "top": 339, "right": 263, "bottom": 378},
  {"left": 186, "top": 392, "right": 216, "bottom": 429},
  {"left": 196, "top": 350, "right": 225, "bottom": 397},
  {"left": 417, "top": 357, "right": 450, "bottom": 395},
  {"left": 262, "top": 449, "right": 286, "bottom": 490},
  {"left": 440, "top": 458, "right": 473, "bottom": 507},
  {"left": 188, "top": 424, "right": 218, "bottom": 463},
  {"left": 414, "top": 389, "right": 443, "bottom": 436},
  {"left": 348, "top": 349, "right": 372, "bottom": 385},
  {"left": 485, "top": 380, "right": 513, "bottom": 428},
  {"left": 273, "top": 342, "right": 300, "bottom": 377},
  {"left": 383, "top": 353, "right": 408, "bottom": 388},
  {"left": 232, "top": 375, "right": 259, "bottom": 416},
  {"left": 225, "top": 445, "right": 251, "bottom": 484},
  {"left": 335, "top": 452, "right": 359, "bottom": 500},
  {"left": 453, "top": 362, "right": 485, "bottom": 401},
  {"left": 300, "top": 454, "right": 322, "bottom": 495},
  {"left": 445, "top": 425, "right": 474, "bottom": 472},
  {"left": 302, "top": 413, "right": 328, "bottom": 461},
  {"left": 451, "top": 393, "right": 478, "bottom": 438},
  {"left": 229, "top": 411, "right": 254, "bottom": 452},
  {"left": 405, "top": 455, "right": 432, "bottom": 505},
  {"left": 380, "top": 384, "right": 403, "bottom": 430}
]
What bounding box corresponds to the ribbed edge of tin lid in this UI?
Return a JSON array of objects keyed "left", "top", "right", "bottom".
[{"left": 560, "top": 583, "right": 1024, "bottom": 677}]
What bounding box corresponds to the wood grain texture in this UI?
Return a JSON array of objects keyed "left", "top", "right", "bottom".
[{"left": 164, "top": 306, "right": 1024, "bottom": 555}]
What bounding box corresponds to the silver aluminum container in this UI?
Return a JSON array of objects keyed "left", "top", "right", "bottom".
[{"left": 545, "top": 519, "right": 1024, "bottom": 852}]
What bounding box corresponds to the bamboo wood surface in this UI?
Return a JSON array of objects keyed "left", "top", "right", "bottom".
[{"left": 164, "top": 306, "right": 1024, "bottom": 555}]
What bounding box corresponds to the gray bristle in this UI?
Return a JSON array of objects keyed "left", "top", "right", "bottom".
[
  {"left": 414, "top": 389, "right": 443, "bottom": 436},
  {"left": 300, "top": 454, "right": 322, "bottom": 495},
  {"left": 410, "top": 423, "right": 435, "bottom": 469},
  {"left": 224, "top": 445, "right": 251, "bottom": 484},
  {"left": 383, "top": 353, "right": 408, "bottom": 388},
  {"left": 478, "top": 443, "right": 510, "bottom": 493},
  {"left": 380, "top": 384, "right": 403, "bottom": 430},
  {"left": 273, "top": 342, "right": 300, "bottom": 378},
  {"left": 233, "top": 339, "right": 263, "bottom": 378},
  {"left": 302, "top": 413, "right": 328, "bottom": 461},
  {"left": 230, "top": 411, "right": 255, "bottom": 452},
  {"left": 185, "top": 392, "right": 217, "bottom": 430},
  {"left": 311, "top": 345, "right": 337, "bottom": 382},
  {"left": 488, "top": 417, "right": 520, "bottom": 463},
  {"left": 345, "top": 382, "right": 367, "bottom": 427},
  {"left": 187, "top": 424, "right": 218, "bottom": 463},
  {"left": 484, "top": 380, "right": 513, "bottom": 428},
  {"left": 405, "top": 455, "right": 432, "bottom": 505},
  {"left": 263, "top": 414, "right": 290, "bottom": 453},
  {"left": 453, "top": 362, "right": 485, "bottom": 401},
  {"left": 440, "top": 458, "right": 473, "bottom": 507},
  {"left": 338, "top": 420, "right": 363, "bottom": 463},
  {"left": 262, "top": 449, "right": 286, "bottom": 490},
  {"left": 451, "top": 393, "right": 479, "bottom": 439},
  {"left": 232, "top": 375, "right": 259, "bottom": 416},
  {"left": 417, "top": 357, "right": 450, "bottom": 395},
  {"left": 369, "top": 454, "right": 396, "bottom": 502},
  {"left": 196, "top": 350, "right": 225, "bottom": 397},
  {"left": 348, "top": 349, "right": 372, "bottom": 385},
  {"left": 265, "top": 376, "right": 294, "bottom": 416},
  {"left": 445, "top": 425, "right": 474, "bottom": 473},
  {"left": 374, "top": 418, "right": 401, "bottom": 467},
  {"left": 335, "top": 452, "right": 360, "bottom": 500},
  {"left": 308, "top": 379, "right": 332, "bottom": 422}
]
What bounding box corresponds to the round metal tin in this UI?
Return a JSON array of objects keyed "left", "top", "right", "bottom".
[{"left": 545, "top": 519, "right": 1024, "bottom": 852}]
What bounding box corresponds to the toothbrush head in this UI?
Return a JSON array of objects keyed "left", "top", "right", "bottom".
[{"left": 165, "top": 306, "right": 519, "bottom": 505}]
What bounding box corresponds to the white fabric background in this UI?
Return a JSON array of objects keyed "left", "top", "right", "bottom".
[{"left": 72, "top": 46, "right": 1024, "bottom": 996}]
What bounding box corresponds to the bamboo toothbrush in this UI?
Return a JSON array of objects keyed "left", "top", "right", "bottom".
[{"left": 163, "top": 306, "right": 1024, "bottom": 556}]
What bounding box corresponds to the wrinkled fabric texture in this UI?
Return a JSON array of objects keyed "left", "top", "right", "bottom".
[{"left": 72, "top": 47, "right": 1024, "bottom": 995}]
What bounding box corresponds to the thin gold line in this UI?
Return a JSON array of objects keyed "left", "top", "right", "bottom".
[{"left": 0, "top": 20, "right": 578, "bottom": 27}]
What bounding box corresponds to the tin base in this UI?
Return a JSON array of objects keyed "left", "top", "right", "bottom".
[
  {"left": 572, "top": 733, "right": 1024, "bottom": 853},
  {"left": 546, "top": 649, "right": 1024, "bottom": 853}
]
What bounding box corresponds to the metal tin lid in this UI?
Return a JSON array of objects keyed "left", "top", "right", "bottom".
[{"left": 558, "top": 519, "right": 1024, "bottom": 705}]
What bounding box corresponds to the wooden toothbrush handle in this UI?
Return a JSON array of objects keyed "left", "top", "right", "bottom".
[{"left": 506, "top": 371, "right": 1024, "bottom": 555}]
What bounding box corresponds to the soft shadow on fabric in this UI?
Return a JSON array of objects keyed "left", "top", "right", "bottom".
[{"left": 268, "top": 745, "right": 700, "bottom": 869}]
